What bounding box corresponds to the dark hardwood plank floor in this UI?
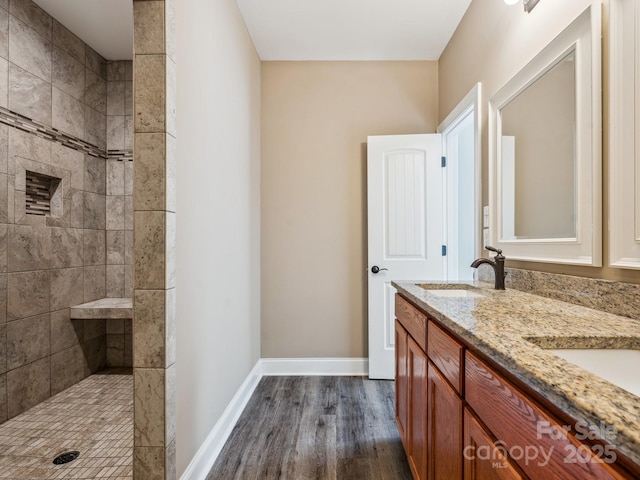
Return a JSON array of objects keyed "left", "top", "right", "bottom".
[{"left": 206, "top": 376, "right": 412, "bottom": 480}]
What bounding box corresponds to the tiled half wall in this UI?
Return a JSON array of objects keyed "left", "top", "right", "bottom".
[{"left": 0, "top": 0, "right": 133, "bottom": 425}]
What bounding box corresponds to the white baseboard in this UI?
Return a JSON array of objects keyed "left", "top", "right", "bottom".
[
  {"left": 179, "top": 360, "right": 262, "bottom": 480},
  {"left": 180, "top": 357, "right": 368, "bottom": 479},
  {"left": 260, "top": 357, "right": 369, "bottom": 376}
]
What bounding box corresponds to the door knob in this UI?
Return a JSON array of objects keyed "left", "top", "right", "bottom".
[{"left": 371, "top": 265, "right": 388, "bottom": 274}]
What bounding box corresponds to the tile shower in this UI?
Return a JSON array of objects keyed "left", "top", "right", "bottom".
[{"left": 0, "top": 0, "right": 134, "bottom": 474}]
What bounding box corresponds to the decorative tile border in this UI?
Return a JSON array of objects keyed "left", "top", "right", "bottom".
[{"left": 0, "top": 106, "right": 132, "bottom": 162}]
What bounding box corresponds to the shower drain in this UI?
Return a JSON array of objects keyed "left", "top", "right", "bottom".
[{"left": 52, "top": 451, "right": 80, "bottom": 465}]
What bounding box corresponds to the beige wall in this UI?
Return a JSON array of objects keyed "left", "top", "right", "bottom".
[
  {"left": 261, "top": 61, "right": 438, "bottom": 358},
  {"left": 439, "top": 0, "right": 639, "bottom": 283},
  {"left": 175, "top": 0, "right": 261, "bottom": 474}
]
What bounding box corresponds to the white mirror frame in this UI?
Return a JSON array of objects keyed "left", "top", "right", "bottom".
[
  {"left": 609, "top": 0, "right": 640, "bottom": 269},
  {"left": 488, "top": 4, "right": 602, "bottom": 266}
]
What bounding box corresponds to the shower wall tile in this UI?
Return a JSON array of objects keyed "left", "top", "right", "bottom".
[
  {"left": 83, "top": 265, "right": 106, "bottom": 302},
  {"left": 50, "top": 308, "right": 83, "bottom": 354},
  {"left": 9, "top": 0, "right": 51, "bottom": 39},
  {"left": 9, "top": 128, "right": 51, "bottom": 165},
  {"left": 134, "top": 211, "right": 165, "bottom": 290},
  {"left": 70, "top": 189, "right": 83, "bottom": 229},
  {"left": 6, "top": 356, "right": 50, "bottom": 418},
  {"left": 106, "top": 230, "right": 125, "bottom": 265},
  {"left": 0, "top": 374, "right": 6, "bottom": 423},
  {"left": 6, "top": 313, "right": 49, "bottom": 370},
  {"left": 134, "top": 289, "right": 165, "bottom": 368},
  {"left": 0, "top": 7, "right": 8, "bottom": 59},
  {"left": 106, "top": 334, "right": 124, "bottom": 367},
  {"left": 107, "top": 61, "right": 125, "bottom": 82},
  {"left": 134, "top": 446, "right": 164, "bottom": 480},
  {"left": 83, "top": 318, "right": 105, "bottom": 342},
  {"left": 134, "top": 1, "right": 164, "bottom": 55},
  {"left": 82, "top": 335, "right": 105, "bottom": 375},
  {"left": 135, "top": 54, "right": 165, "bottom": 133},
  {"left": 125, "top": 81, "right": 133, "bottom": 116},
  {"left": 107, "top": 80, "right": 125, "bottom": 116},
  {"left": 124, "top": 160, "right": 133, "bottom": 196},
  {"left": 106, "top": 160, "right": 125, "bottom": 196},
  {"left": 83, "top": 229, "right": 105, "bottom": 266},
  {"left": 165, "top": 0, "right": 175, "bottom": 61},
  {"left": 84, "top": 105, "right": 106, "bottom": 149},
  {"left": 8, "top": 225, "right": 51, "bottom": 272},
  {"left": 0, "top": 274, "right": 7, "bottom": 323},
  {"left": 83, "top": 192, "right": 106, "bottom": 230},
  {"left": 134, "top": 367, "right": 165, "bottom": 446},
  {"left": 9, "top": 64, "right": 51, "bottom": 125},
  {"left": 0, "top": 58, "right": 8, "bottom": 109},
  {"left": 50, "top": 266, "right": 84, "bottom": 310},
  {"left": 84, "top": 69, "right": 106, "bottom": 114},
  {"left": 106, "top": 264, "right": 125, "bottom": 297},
  {"left": 52, "top": 47, "right": 84, "bottom": 100},
  {"left": 85, "top": 46, "right": 106, "bottom": 80},
  {"left": 8, "top": 15, "right": 51, "bottom": 82},
  {"left": 7, "top": 270, "right": 49, "bottom": 320},
  {"left": 7, "top": 270, "right": 50, "bottom": 321},
  {"left": 106, "top": 196, "right": 125, "bottom": 230},
  {"left": 0, "top": 226, "right": 6, "bottom": 272},
  {"left": 84, "top": 155, "right": 106, "bottom": 194},
  {"left": 134, "top": 133, "right": 165, "bottom": 211},
  {"left": 51, "top": 144, "right": 83, "bottom": 189},
  {"left": 50, "top": 227, "right": 83, "bottom": 268},
  {"left": 0, "top": 125, "right": 7, "bottom": 174},
  {"left": 52, "top": 87, "right": 85, "bottom": 139},
  {"left": 52, "top": 20, "right": 83, "bottom": 64},
  {"left": 0, "top": 173, "right": 8, "bottom": 223},
  {"left": 50, "top": 344, "right": 85, "bottom": 395},
  {"left": 107, "top": 116, "right": 125, "bottom": 150},
  {"left": 125, "top": 195, "right": 133, "bottom": 230},
  {"left": 107, "top": 318, "right": 124, "bottom": 335},
  {"left": 0, "top": 323, "right": 5, "bottom": 373}
]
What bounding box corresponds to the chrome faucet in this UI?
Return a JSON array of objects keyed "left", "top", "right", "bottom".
[{"left": 470, "top": 246, "right": 506, "bottom": 290}]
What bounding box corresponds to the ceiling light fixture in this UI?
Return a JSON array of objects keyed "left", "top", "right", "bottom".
[{"left": 504, "top": 0, "right": 541, "bottom": 13}]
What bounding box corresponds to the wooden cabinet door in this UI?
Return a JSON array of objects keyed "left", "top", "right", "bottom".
[
  {"left": 428, "top": 362, "right": 463, "bottom": 480},
  {"left": 408, "top": 336, "right": 428, "bottom": 480},
  {"left": 463, "top": 408, "right": 524, "bottom": 480},
  {"left": 395, "top": 320, "right": 409, "bottom": 448}
]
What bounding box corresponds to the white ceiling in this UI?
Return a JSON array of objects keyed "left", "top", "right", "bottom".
[
  {"left": 33, "top": 0, "right": 133, "bottom": 60},
  {"left": 29, "top": 0, "right": 471, "bottom": 62},
  {"left": 236, "top": 0, "right": 472, "bottom": 60}
]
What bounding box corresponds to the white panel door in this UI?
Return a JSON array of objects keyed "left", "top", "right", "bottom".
[{"left": 367, "top": 134, "right": 444, "bottom": 379}]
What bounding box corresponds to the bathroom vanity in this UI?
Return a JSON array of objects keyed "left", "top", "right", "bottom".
[{"left": 393, "top": 281, "right": 640, "bottom": 480}]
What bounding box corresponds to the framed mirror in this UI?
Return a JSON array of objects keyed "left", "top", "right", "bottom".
[
  {"left": 609, "top": 0, "right": 640, "bottom": 269},
  {"left": 488, "top": 4, "right": 602, "bottom": 266}
]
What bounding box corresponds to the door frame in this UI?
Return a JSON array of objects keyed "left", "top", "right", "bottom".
[{"left": 437, "top": 83, "right": 482, "bottom": 279}]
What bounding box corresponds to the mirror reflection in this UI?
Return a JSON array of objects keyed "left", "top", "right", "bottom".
[{"left": 500, "top": 50, "right": 576, "bottom": 240}]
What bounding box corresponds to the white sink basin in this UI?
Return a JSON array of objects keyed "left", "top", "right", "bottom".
[
  {"left": 425, "top": 289, "right": 484, "bottom": 298},
  {"left": 547, "top": 349, "right": 640, "bottom": 397}
]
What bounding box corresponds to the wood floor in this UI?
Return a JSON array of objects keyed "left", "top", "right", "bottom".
[{"left": 206, "top": 376, "right": 412, "bottom": 480}]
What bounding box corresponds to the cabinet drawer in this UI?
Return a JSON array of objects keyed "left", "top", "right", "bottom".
[
  {"left": 428, "top": 320, "right": 464, "bottom": 394},
  {"left": 395, "top": 294, "right": 427, "bottom": 351},
  {"left": 466, "top": 351, "right": 625, "bottom": 480}
]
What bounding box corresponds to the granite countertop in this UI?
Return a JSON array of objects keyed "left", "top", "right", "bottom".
[
  {"left": 393, "top": 280, "right": 640, "bottom": 467},
  {"left": 70, "top": 297, "right": 133, "bottom": 319}
]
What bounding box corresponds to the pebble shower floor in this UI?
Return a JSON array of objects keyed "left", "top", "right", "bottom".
[{"left": 0, "top": 369, "right": 132, "bottom": 479}]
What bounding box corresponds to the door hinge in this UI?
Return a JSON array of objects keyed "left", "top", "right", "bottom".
[
  {"left": 441, "top": 156, "right": 446, "bottom": 167},
  {"left": 442, "top": 245, "right": 447, "bottom": 256}
]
